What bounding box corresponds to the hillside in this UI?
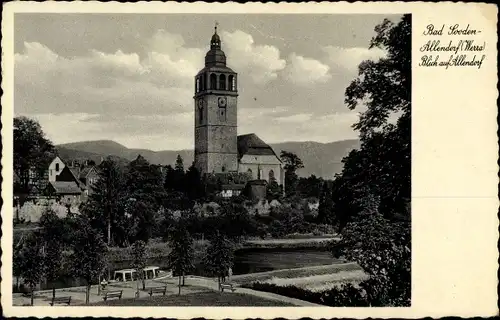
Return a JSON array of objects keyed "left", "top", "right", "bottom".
[{"left": 57, "top": 139, "right": 360, "bottom": 179}]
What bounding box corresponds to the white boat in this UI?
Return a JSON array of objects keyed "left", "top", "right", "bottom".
[{"left": 112, "top": 266, "right": 166, "bottom": 282}]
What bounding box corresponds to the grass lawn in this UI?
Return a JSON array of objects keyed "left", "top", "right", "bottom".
[
  {"left": 231, "top": 262, "right": 364, "bottom": 285},
  {"left": 90, "top": 291, "right": 294, "bottom": 306}
]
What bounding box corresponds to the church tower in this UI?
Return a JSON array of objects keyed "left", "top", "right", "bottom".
[{"left": 194, "top": 24, "right": 238, "bottom": 175}]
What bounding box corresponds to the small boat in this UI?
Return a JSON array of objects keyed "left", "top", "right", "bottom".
[{"left": 112, "top": 266, "right": 170, "bottom": 282}]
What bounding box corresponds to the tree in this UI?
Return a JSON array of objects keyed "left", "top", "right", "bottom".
[
  {"left": 131, "top": 240, "right": 147, "bottom": 295},
  {"left": 126, "top": 155, "right": 165, "bottom": 206},
  {"left": 127, "top": 199, "right": 155, "bottom": 244},
  {"left": 39, "top": 209, "right": 65, "bottom": 299},
  {"left": 166, "top": 223, "right": 194, "bottom": 295},
  {"left": 337, "top": 14, "right": 411, "bottom": 223},
  {"left": 124, "top": 155, "right": 166, "bottom": 244},
  {"left": 317, "top": 182, "right": 335, "bottom": 225},
  {"left": 329, "top": 14, "right": 411, "bottom": 307},
  {"left": 82, "top": 157, "right": 124, "bottom": 245},
  {"left": 279, "top": 151, "right": 304, "bottom": 197},
  {"left": 70, "top": 216, "right": 108, "bottom": 304},
  {"left": 184, "top": 163, "right": 205, "bottom": 201},
  {"left": 266, "top": 176, "right": 283, "bottom": 201},
  {"left": 13, "top": 116, "right": 55, "bottom": 193},
  {"left": 332, "top": 214, "right": 410, "bottom": 306},
  {"left": 296, "top": 175, "right": 324, "bottom": 199},
  {"left": 203, "top": 231, "right": 234, "bottom": 290},
  {"left": 17, "top": 233, "right": 45, "bottom": 306}
]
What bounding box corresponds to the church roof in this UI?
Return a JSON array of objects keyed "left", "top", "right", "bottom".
[{"left": 237, "top": 133, "right": 278, "bottom": 158}]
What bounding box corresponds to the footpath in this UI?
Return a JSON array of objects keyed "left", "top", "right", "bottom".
[{"left": 13, "top": 275, "right": 320, "bottom": 307}]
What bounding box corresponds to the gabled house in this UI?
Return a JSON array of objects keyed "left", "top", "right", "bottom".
[{"left": 78, "top": 166, "right": 99, "bottom": 195}]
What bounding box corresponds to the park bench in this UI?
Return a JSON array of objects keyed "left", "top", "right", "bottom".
[
  {"left": 102, "top": 290, "right": 123, "bottom": 301},
  {"left": 148, "top": 286, "right": 167, "bottom": 297},
  {"left": 220, "top": 283, "right": 236, "bottom": 292},
  {"left": 50, "top": 296, "right": 72, "bottom": 306}
]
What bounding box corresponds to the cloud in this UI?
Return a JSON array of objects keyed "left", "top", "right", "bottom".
[
  {"left": 221, "top": 30, "right": 286, "bottom": 85},
  {"left": 283, "top": 53, "right": 331, "bottom": 86},
  {"left": 240, "top": 112, "right": 360, "bottom": 144},
  {"left": 275, "top": 113, "right": 313, "bottom": 123},
  {"left": 322, "top": 45, "right": 386, "bottom": 73}
]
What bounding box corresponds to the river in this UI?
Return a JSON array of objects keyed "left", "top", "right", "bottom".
[{"left": 13, "top": 247, "right": 339, "bottom": 292}]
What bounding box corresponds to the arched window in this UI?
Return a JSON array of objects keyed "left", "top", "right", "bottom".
[
  {"left": 229, "top": 75, "right": 236, "bottom": 91},
  {"left": 56, "top": 163, "right": 60, "bottom": 172},
  {"left": 247, "top": 168, "right": 253, "bottom": 178},
  {"left": 269, "top": 169, "right": 275, "bottom": 181},
  {"left": 219, "top": 74, "right": 226, "bottom": 90},
  {"left": 199, "top": 107, "right": 203, "bottom": 123},
  {"left": 196, "top": 78, "right": 200, "bottom": 93},
  {"left": 222, "top": 166, "right": 226, "bottom": 172},
  {"left": 210, "top": 73, "right": 217, "bottom": 90},
  {"left": 201, "top": 74, "right": 205, "bottom": 91}
]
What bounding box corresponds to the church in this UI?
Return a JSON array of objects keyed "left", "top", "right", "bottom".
[{"left": 193, "top": 25, "right": 284, "bottom": 190}]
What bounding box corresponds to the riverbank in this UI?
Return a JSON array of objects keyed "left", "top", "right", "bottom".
[{"left": 12, "top": 272, "right": 319, "bottom": 307}]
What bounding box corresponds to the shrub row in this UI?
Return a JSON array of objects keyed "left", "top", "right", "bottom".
[{"left": 243, "top": 281, "right": 369, "bottom": 307}]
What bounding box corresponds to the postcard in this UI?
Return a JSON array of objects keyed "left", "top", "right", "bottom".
[{"left": 1, "top": 1, "right": 498, "bottom": 319}]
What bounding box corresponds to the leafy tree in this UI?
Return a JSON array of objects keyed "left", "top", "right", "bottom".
[
  {"left": 266, "top": 176, "right": 283, "bottom": 201},
  {"left": 329, "top": 14, "right": 411, "bottom": 307},
  {"left": 131, "top": 240, "right": 147, "bottom": 295},
  {"left": 296, "top": 175, "right": 324, "bottom": 199},
  {"left": 166, "top": 223, "right": 194, "bottom": 295},
  {"left": 82, "top": 157, "right": 124, "bottom": 245},
  {"left": 127, "top": 199, "right": 155, "bottom": 244},
  {"left": 184, "top": 163, "right": 205, "bottom": 201},
  {"left": 203, "top": 231, "right": 234, "bottom": 290},
  {"left": 39, "top": 209, "right": 64, "bottom": 299},
  {"left": 218, "top": 202, "right": 256, "bottom": 240},
  {"left": 175, "top": 154, "right": 185, "bottom": 173},
  {"left": 165, "top": 155, "right": 186, "bottom": 193},
  {"left": 70, "top": 216, "right": 108, "bottom": 304},
  {"left": 126, "top": 155, "right": 165, "bottom": 206},
  {"left": 279, "top": 151, "right": 304, "bottom": 197},
  {"left": 337, "top": 14, "right": 411, "bottom": 224},
  {"left": 333, "top": 214, "right": 410, "bottom": 306},
  {"left": 317, "top": 182, "right": 335, "bottom": 225},
  {"left": 17, "top": 233, "right": 45, "bottom": 306},
  {"left": 13, "top": 116, "right": 55, "bottom": 193}
]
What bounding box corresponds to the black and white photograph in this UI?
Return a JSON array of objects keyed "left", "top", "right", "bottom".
[
  {"left": 3, "top": 2, "right": 495, "bottom": 317},
  {"left": 9, "top": 11, "right": 412, "bottom": 308}
]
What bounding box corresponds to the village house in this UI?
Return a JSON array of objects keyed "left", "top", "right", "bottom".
[{"left": 44, "top": 156, "right": 98, "bottom": 201}]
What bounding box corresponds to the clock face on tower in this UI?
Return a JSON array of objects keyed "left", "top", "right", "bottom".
[{"left": 218, "top": 96, "right": 227, "bottom": 107}]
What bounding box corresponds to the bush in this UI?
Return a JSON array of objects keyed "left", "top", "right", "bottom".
[{"left": 243, "top": 281, "right": 369, "bottom": 307}]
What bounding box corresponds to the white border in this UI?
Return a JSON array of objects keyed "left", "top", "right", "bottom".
[{"left": 2, "top": 2, "right": 498, "bottom": 318}]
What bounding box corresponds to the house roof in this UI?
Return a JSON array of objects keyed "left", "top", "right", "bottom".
[
  {"left": 237, "top": 133, "right": 278, "bottom": 158},
  {"left": 69, "top": 167, "right": 81, "bottom": 179},
  {"left": 79, "top": 166, "right": 95, "bottom": 179},
  {"left": 48, "top": 181, "right": 82, "bottom": 194}
]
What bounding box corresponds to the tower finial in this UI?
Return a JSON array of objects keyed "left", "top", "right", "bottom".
[{"left": 215, "top": 21, "right": 219, "bottom": 34}]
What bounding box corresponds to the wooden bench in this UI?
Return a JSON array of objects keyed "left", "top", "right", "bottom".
[
  {"left": 50, "top": 296, "right": 72, "bottom": 306},
  {"left": 148, "top": 286, "right": 167, "bottom": 297},
  {"left": 102, "top": 290, "right": 123, "bottom": 301},
  {"left": 220, "top": 283, "right": 236, "bottom": 292}
]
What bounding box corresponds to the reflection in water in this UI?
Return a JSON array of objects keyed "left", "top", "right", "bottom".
[{"left": 13, "top": 248, "right": 338, "bottom": 292}]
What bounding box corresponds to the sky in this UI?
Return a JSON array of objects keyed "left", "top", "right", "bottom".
[{"left": 14, "top": 13, "right": 401, "bottom": 151}]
